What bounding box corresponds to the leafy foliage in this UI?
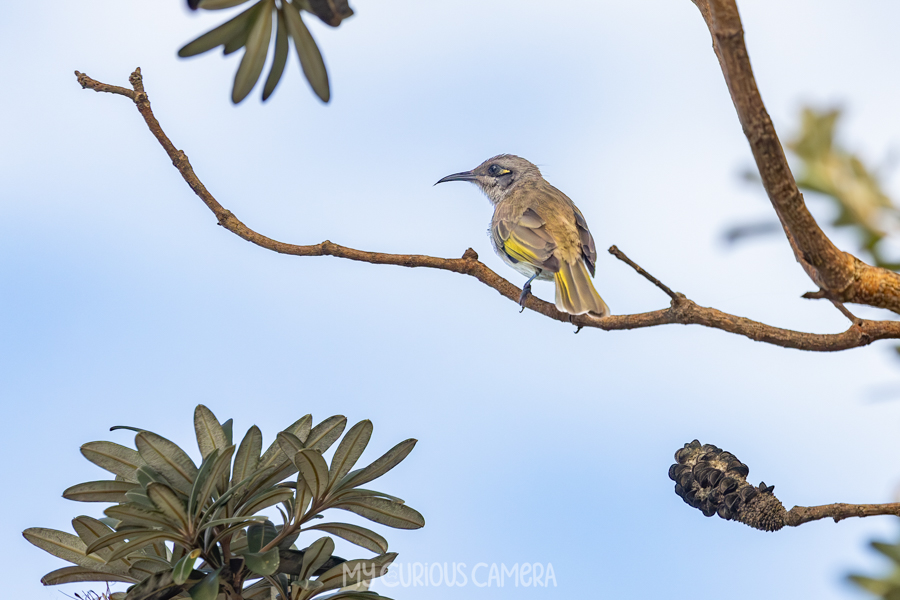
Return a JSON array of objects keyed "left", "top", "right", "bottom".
[
  {"left": 180, "top": 0, "right": 355, "bottom": 104},
  {"left": 24, "top": 405, "right": 422, "bottom": 600},
  {"left": 788, "top": 107, "right": 900, "bottom": 270},
  {"left": 849, "top": 537, "right": 900, "bottom": 600},
  {"left": 732, "top": 107, "right": 899, "bottom": 270}
]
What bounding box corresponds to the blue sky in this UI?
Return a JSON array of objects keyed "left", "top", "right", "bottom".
[{"left": 3, "top": 1, "right": 900, "bottom": 598}]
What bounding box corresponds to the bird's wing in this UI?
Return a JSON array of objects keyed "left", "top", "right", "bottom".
[
  {"left": 572, "top": 205, "right": 598, "bottom": 276},
  {"left": 492, "top": 206, "right": 561, "bottom": 273}
]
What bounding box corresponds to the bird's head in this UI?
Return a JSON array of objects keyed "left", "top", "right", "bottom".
[{"left": 435, "top": 154, "right": 542, "bottom": 204}]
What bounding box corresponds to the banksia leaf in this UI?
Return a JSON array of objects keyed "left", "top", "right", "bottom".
[
  {"left": 194, "top": 405, "right": 229, "bottom": 459},
  {"left": 333, "top": 496, "right": 424, "bottom": 530},
  {"left": 282, "top": 0, "right": 330, "bottom": 102},
  {"left": 263, "top": 8, "right": 290, "bottom": 100},
  {"left": 328, "top": 420, "right": 372, "bottom": 488},
  {"left": 294, "top": 449, "right": 329, "bottom": 500},
  {"left": 64, "top": 481, "right": 139, "bottom": 503},
  {"left": 307, "top": 522, "right": 387, "bottom": 554},
  {"left": 306, "top": 416, "right": 346, "bottom": 453},
  {"left": 179, "top": 2, "right": 263, "bottom": 57},
  {"left": 232, "top": 0, "right": 274, "bottom": 103}
]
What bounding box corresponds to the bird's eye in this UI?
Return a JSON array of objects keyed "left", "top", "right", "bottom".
[{"left": 488, "top": 164, "right": 509, "bottom": 176}]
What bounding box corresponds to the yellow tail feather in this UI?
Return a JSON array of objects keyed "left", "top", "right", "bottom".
[{"left": 554, "top": 260, "right": 609, "bottom": 316}]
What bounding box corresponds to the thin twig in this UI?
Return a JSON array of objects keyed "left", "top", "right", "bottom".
[
  {"left": 608, "top": 245, "right": 679, "bottom": 300},
  {"left": 73, "top": 68, "right": 900, "bottom": 352}
]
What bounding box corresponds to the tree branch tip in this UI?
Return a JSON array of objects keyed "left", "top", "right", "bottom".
[
  {"left": 461, "top": 248, "right": 478, "bottom": 260},
  {"left": 802, "top": 290, "right": 827, "bottom": 300}
]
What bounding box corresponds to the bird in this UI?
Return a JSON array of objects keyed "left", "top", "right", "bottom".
[{"left": 436, "top": 154, "right": 610, "bottom": 317}]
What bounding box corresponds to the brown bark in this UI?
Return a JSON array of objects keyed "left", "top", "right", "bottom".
[
  {"left": 691, "top": 0, "right": 900, "bottom": 313},
  {"left": 73, "top": 68, "right": 900, "bottom": 353}
]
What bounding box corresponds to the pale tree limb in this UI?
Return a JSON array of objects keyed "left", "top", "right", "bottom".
[
  {"left": 691, "top": 0, "right": 900, "bottom": 313},
  {"left": 73, "top": 68, "right": 900, "bottom": 352}
]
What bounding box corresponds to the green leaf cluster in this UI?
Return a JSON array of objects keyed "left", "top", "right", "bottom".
[
  {"left": 180, "top": 0, "right": 354, "bottom": 103},
  {"left": 850, "top": 538, "right": 900, "bottom": 600},
  {"left": 788, "top": 107, "right": 900, "bottom": 270},
  {"left": 24, "top": 405, "right": 422, "bottom": 600}
]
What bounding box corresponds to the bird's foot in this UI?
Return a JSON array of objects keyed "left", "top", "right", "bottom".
[{"left": 518, "top": 283, "right": 533, "bottom": 313}]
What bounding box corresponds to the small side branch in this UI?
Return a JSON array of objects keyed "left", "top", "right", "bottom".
[{"left": 74, "top": 68, "right": 900, "bottom": 352}]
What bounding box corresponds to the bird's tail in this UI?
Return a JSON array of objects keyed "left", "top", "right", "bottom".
[{"left": 554, "top": 260, "right": 610, "bottom": 317}]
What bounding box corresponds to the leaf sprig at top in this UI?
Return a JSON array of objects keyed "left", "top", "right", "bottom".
[
  {"left": 180, "top": 0, "right": 354, "bottom": 103},
  {"left": 24, "top": 405, "right": 422, "bottom": 600}
]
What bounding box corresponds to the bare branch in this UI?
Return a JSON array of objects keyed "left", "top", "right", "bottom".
[
  {"left": 786, "top": 502, "right": 900, "bottom": 526},
  {"left": 74, "top": 68, "right": 900, "bottom": 352},
  {"left": 690, "top": 0, "right": 900, "bottom": 314}
]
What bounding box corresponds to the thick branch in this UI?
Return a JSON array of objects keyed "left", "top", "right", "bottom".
[
  {"left": 74, "top": 68, "right": 900, "bottom": 352},
  {"left": 786, "top": 502, "right": 900, "bottom": 526},
  {"left": 691, "top": 0, "right": 900, "bottom": 314}
]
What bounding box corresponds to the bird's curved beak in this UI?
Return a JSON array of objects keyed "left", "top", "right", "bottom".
[{"left": 434, "top": 170, "right": 477, "bottom": 186}]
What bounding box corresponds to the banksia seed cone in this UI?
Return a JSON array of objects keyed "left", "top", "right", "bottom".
[{"left": 669, "top": 440, "right": 786, "bottom": 531}]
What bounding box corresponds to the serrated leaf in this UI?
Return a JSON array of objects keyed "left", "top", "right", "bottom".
[
  {"left": 136, "top": 432, "right": 198, "bottom": 495},
  {"left": 64, "top": 480, "right": 140, "bottom": 503},
  {"left": 72, "top": 517, "right": 116, "bottom": 561},
  {"left": 233, "top": 425, "right": 263, "bottom": 488},
  {"left": 173, "top": 548, "right": 202, "bottom": 585},
  {"left": 306, "top": 522, "right": 387, "bottom": 554},
  {"left": 333, "top": 496, "right": 424, "bottom": 529},
  {"left": 147, "top": 483, "right": 191, "bottom": 532},
  {"left": 40, "top": 566, "right": 137, "bottom": 586},
  {"left": 81, "top": 442, "right": 147, "bottom": 481},
  {"left": 179, "top": 2, "right": 262, "bottom": 57},
  {"left": 233, "top": 0, "right": 274, "bottom": 103},
  {"left": 328, "top": 420, "right": 372, "bottom": 490},
  {"left": 299, "top": 537, "right": 334, "bottom": 580},
  {"left": 306, "top": 416, "right": 346, "bottom": 454},
  {"left": 295, "top": 449, "right": 329, "bottom": 500},
  {"left": 247, "top": 520, "right": 278, "bottom": 553},
  {"left": 244, "top": 548, "right": 281, "bottom": 576},
  {"left": 313, "top": 553, "right": 396, "bottom": 594},
  {"left": 263, "top": 8, "right": 289, "bottom": 100},
  {"left": 282, "top": 0, "right": 329, "bottom": 101},
  {"left": 339, "top": 439, "right": 417, "bottom": 491},
  {"left": 194, "top": 405, "right": 229, "bottom": 459},
  {"left": 24, "top": 528, "right": 108, "bottom": 569},
  {"left": 190, "top": 567, "right": 222, "bottom": 600}
]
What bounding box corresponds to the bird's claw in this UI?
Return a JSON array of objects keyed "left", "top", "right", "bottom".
[{"left": 518, "top": 283, "right": 532, "bottom": 313}]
